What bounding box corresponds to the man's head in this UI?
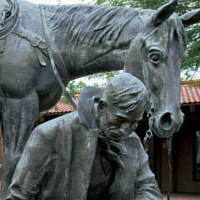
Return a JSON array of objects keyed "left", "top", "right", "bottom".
[{"left": 96, "top": 73, "right": 148, "bottom": 140}]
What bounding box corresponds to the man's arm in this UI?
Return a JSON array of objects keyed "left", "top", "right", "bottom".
[
  {"left": 6, "top": 127, "right": 54, "bottom": 200},
  {"left": 134, "top": 138, "right": 163, "bottom": 200}
]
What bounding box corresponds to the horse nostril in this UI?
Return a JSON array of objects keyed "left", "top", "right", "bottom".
[
  {"left": 151, "top": 108, "right": 155, "bottom": 113},
  {"left": 160, "top": 112, "right": 173, "bottom": 131}
]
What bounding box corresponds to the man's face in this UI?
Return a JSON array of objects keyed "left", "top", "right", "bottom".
[{"left": 98, "top": 103, "right": 144, "bottom": 141}]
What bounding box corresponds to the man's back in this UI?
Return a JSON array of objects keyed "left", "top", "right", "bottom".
[{"left": 7, "top": 112, "right": 98, "bottom": 200}]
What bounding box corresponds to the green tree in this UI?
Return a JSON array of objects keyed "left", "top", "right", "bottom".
[
  {"left": 64, "top": 80, "right": 87, "bottom": 103},
  {"left": 65, "top": 71, "right": 120, "bottom": 103}
]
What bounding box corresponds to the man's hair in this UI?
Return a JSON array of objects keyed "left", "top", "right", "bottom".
[{"left": 103, "top": 73, "right": 148, "bottom": 115}]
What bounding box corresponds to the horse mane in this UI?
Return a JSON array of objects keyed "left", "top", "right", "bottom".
[
  {"left": 44, "top": 5, "right": 153, "bottom": 48},
  {"left": 43, "top": 4, "right": 186, "bottom": 55},
  {"left": 5, "top": 0, "right": 185, "bottom": 55}
]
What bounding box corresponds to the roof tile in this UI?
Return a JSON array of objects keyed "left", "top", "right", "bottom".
[
  {"left": 181, "top": 84, "right": 200, "bottom": 104},
  {"left": 44, "top": 81, "right": 200, "bottom": 114}
]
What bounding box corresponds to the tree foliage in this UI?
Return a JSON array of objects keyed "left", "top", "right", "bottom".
[{"left": 65, "top": 71, "right": 120, "bottom": 103}]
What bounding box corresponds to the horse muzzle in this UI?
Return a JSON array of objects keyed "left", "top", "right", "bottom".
[{"left": 151, "top": 110, "right": 184, "bottom": 138}]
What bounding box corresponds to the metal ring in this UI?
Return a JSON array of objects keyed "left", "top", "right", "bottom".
[{"left": 146, "top": 129, "right": 153, "bottom": 139}]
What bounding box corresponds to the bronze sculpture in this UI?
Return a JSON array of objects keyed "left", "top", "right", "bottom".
[
  {"left": 0, "top": 0, "right": 199, "bottom": 197},
  {"left": 6, "top": 73, "right": 163, "bottom": 200}
]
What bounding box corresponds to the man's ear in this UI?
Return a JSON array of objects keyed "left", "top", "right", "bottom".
[{"left": 97, "top": 99, "right": 107, "bottom": 115}]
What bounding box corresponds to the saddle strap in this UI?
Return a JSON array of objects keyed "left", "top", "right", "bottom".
[
  {"left": 13, "top": 25, "right": 66, "bottom": 72},
  {"left": 13, "top": 23, "right": 77, "bottom": 110},
  {"left": 14, "top": 25, "right": 46, "bottom": 49},
  {"left": 14, "top": 24, "right": 48, "bottom": 67},
  {"left": 39, "top": 5, "right": 77, "bottom": 110}
]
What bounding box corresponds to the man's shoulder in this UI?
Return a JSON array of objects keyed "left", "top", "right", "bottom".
[{"left": 33, "top": 112, "right": 81, "bottom": 137}]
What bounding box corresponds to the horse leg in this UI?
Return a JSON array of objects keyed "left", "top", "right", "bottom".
[{"left": 1, "top": 91, "right": 38, "bottom": 199}]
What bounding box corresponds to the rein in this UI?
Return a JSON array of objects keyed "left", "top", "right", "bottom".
[
  {"left": 144, "top": 116, "right": 173, "bottom": 200},
  {"left": 39, "top": 5, "right": 77, "bottom": 110},
  {"left": 167, "top": 136, "right": 173, "bottom": 200}
]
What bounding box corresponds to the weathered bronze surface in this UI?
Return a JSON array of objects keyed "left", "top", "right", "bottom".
[
  {"left": 6, "top": 73, "right": 163, "bottom": 200},
  {"left": 0, "top": 0, "right": 199, "bottom": 198}
]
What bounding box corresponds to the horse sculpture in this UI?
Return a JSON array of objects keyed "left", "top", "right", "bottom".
[{"left": 0, "top": 0, "right": 199, "bottom": 198}]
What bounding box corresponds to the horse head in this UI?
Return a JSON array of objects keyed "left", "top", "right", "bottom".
[{"left": 125, "top": 0, "right": 200, "bottom": 138}]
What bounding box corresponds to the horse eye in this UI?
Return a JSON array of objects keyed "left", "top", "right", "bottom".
[{"left": 149, "top": 52, "right": 162, "bottom": 65}]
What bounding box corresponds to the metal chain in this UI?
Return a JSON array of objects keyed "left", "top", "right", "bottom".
[
  {"left": 143, "top": 129, "right": 153, "bottom": 152},
  {"left": 143, "top": 115, "right": 153, "bottom": 152},
  {"left": 144, "top": 115, "right": 173, "bottom": 200}
]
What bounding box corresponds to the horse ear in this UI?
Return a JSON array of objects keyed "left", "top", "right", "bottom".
[
  {"left": 151, "top": 0, "right": 177, "bottom": 27},
  {"left": 124, "top": 35, "right": 145, "bottom": 83},
  {"left": 180, "top": 9, "right": 200, "bottom": 27}
]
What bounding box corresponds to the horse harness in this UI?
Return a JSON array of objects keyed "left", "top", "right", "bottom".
[
  {"left": 0, "top": 1, "right": 77, "bottom": 110},
  {"left": 143, "top": 125, "right": 173, "bottom": 200}
]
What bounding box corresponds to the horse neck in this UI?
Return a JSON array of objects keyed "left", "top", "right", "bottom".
[
  {"left": 47, "top": 5, "right": 146, "bottom": 80},
  {"left": 66, "top": 40, "right": 130, "bottom": 80}
]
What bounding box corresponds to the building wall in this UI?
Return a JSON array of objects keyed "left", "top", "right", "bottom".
[
  {"left": 175, "top": 125, "right": 200, "bottom": 193},
  {"left": 157, "top": 106, "right": 200, "bottom": 193}
]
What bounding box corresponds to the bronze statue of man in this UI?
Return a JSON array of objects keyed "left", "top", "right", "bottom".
[{"left": 6, "top": 73, "right": 162, "bottom": 200}]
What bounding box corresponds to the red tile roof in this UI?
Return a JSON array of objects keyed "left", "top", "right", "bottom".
[
  {"left": 44, "top": 80, "right": 200, "bottom": 115},
  {"left": 44, "top": 102, "right": 75, "bottom": 114},
  {"left": 43, "top": 98, "right": 78, "bottom": 115},
  {"left": 181, "top": 80, "right": 200, "bottom": 105}
]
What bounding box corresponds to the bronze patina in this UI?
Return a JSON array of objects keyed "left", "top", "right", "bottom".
[{"left": 0, "top": 0, "right": 199, "bottom": 198}]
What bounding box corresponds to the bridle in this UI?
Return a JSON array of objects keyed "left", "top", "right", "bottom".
[
  {"left": 131, "top": 30, "right": 174, "bottom": 200},
  {"left": 143, "top": 123, "right": 153, "bottom": 152},
  {"left": 144, "top": 113, "right": 173, "bottom": 200}
]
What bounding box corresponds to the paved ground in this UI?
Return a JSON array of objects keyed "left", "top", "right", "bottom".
[{"left": 163, "top": 193, "right": 200, "bottom": 200}]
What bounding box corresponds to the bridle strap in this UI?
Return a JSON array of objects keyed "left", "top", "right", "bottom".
[
  {"left": 144, "top": 116, "right": 173, "bottom": 200},
  {"left": 39, "top": 5, "right": 77, "bottom": 110}
]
